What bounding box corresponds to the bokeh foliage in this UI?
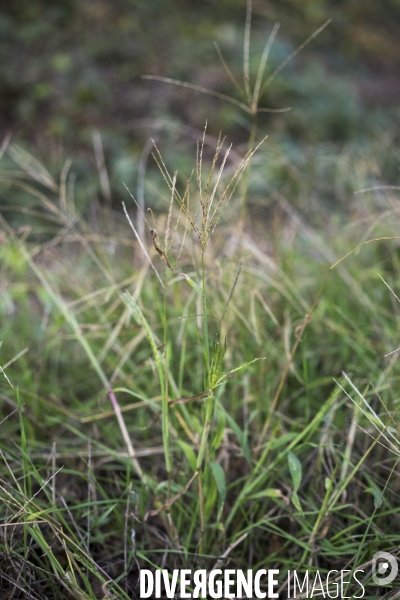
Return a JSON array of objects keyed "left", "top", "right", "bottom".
[{"left": 1, "top": 0, "right": 399, "bottom": 146}]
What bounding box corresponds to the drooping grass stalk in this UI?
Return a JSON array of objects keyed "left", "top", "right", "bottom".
[
  {"left": 18, "top": 241, "right": 144, "bottom": 481},
  {"left": 122, "top": 292, "right": 171, "bottom": 476}
]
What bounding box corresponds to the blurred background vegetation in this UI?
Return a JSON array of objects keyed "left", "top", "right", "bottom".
[{"left": 1, "top": 0, "right": 400, "bottom": 220}]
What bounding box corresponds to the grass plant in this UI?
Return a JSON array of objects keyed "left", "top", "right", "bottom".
[
  {"left": 2, "top": 7, "right": 400, "bottom": 596},
  {"left": 1, "top": 130, "right": 400, "bottom": 598},
  {"left": 143, "top": 0, "right": 330, "bottom": 219}
]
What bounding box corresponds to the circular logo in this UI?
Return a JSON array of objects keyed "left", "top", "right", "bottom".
[{"left": 372, "top": 551, "right": 398, "bottom": 585}]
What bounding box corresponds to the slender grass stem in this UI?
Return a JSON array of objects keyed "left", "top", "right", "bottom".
[{"left": 19, "top": 242, "right": 144, "bottom": 481}]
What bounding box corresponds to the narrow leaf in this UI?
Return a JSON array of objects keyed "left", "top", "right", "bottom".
[
  {"left": 365, "top": 486, "right": 383, "bottom": 509},
  {"left": 177, "top": 440, "right": 197, "bottom": 472},
  {"left": 210, "top": 462, "right": 226, "bottom": 521},
  {"left": 291, "top": 491, "right": 304, "bottom": 516},
  {"left": 288, "top": 451, "right": 302, "bottom": 492}
]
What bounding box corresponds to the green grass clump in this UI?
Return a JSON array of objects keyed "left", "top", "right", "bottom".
[{"left": 1, "top": 130, "right": 400, "bottom": 599}]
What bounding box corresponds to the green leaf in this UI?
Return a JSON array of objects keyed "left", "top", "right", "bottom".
[
  {"left": 291, "top": 491, "right": 304, "bottom": 516},
  {"left": 193, "top": 323, "right": 203, "bottom": 345},
  {"left": 270, "top": 432, "right": 298, "bottom": 450},
  {"left": 248, "top": 488, "right": 285, "bottom": 500},
  {"left": 219, "top": 405, "right": 252, "bottom": 464},
  {"left": 25, "top": 510, "right": 49, "bottom": 520},
  {"left": 184, "top": 275, "right": 203, "bottom": 295},
  {"left": 288, "top": 451, "right": 302, "bottom": 493},
  {"left": 210, "top": 336, "right": 227, "bottom": 388},
  {"left": 177, "top": 440, "right": 197, "bottom": 472},
  {"left": 365, "top": 486, "right": 383, "bottom": 508},
  {"left": 288, "top": 452, "right": 304, "bottom": 515},
  {"left": 215, "top": 356, "right": 266, "bottom": 387},
  {"left": 210, "top": 462, "right": 226, "bottom": 522},
  {"left": 211, "top": 410, "right": 226, "bottom": 451}
]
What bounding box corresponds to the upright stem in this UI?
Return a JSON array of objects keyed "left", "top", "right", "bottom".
[
  {"left": 240, "top": 115, "right": 258, "bottom": 223},
  {"left": 197, "top": 249, "right": 212, "bottom": 470},
  {"left": 197, "top": 249, "right": 212, "bottom": 549},
  {"left": 201, "top": 250, "right": 210, "bottom": 390},
  {"left": 162, "top": 277, "right": 171, "bottom": 477},
  {"left": 197, "top": 469, "right": 205, "bottom": 551}
]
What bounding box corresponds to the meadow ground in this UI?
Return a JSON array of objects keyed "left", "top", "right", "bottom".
[{"left": 1, "top": 127, "right": 400, "bottom": 599}]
